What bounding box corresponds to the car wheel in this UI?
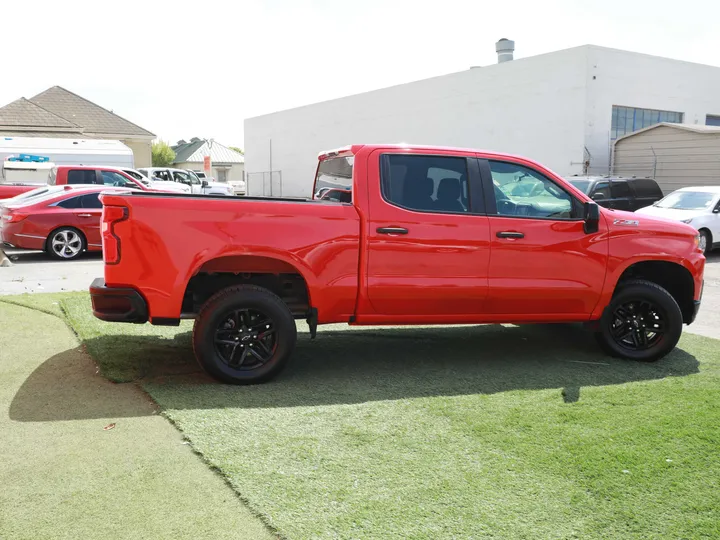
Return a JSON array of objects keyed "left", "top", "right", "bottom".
[
  {"left": 698, "top": 229, "right": 712, "bottom": 255},
  {"left": 192, "top": 285, "right": 297, "bottom": 384},
  {"left": 46, "top": 227, "right": 86, "bottom": 260},
  {"left": 594, "top": 279, "right": 683, "bottom": 362}
]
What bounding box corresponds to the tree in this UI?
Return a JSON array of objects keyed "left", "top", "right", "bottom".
[
  {"left": 229, "top": 146, "right": 244, "bottom": 155},
  {"left": 152, "top": 141, "right": 175, "bottom": 167}
]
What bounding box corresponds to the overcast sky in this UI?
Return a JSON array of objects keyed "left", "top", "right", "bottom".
[{"left": 2, "top": 0, "right": 718, "bottom": 148}]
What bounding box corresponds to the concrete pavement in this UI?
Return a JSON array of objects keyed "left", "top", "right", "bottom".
[{"left": 0, "top": 249, "right": 102, "bottom": 295}]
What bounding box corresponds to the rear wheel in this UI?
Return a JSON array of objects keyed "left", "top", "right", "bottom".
[
  {"left": 46, "top": 227, "right": 86, "bottom": 260},
  {"left": 192, "top": 285, "right": 297, "bottom": 384},
  {"left": 595, "top": 279, "right": 683, "bottom": 362}
]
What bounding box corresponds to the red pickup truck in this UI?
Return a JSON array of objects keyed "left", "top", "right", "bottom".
[
  {"left": 90, "top": 144, "right": 705, "bottom": 384},
  {"left": 0, "top": 166, "right": 149, "bottom": 200}
]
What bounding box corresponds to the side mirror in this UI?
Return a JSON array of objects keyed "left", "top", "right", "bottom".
[
  {"left": 201, "top": 180, "right": 208, "bottom": 188},
  {"left": 584, "top": 202, "right": 600, "bottom": 234}
]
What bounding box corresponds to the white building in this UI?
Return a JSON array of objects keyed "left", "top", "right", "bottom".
[{"left": 244, "top": 42, "right": 720, "bottom": 198}]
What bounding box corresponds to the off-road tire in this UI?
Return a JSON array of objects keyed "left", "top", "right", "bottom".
[
  {"left": 594, "top": 279, "right": 683, "bottom": 362},
  {"left": 192, "top": 285, "right": 297, "bottom": 384}
]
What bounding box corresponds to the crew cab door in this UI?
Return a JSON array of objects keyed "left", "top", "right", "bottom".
[
  {"left": 481, "top": 159, "right": 608, "bottom": 318},
  {"left": 363, "top": 150, "right": 491, "bottom": 319}
]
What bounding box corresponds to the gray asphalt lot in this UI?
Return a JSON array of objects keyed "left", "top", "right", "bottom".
[{"left": 1, "top": 248, "right": 718, "bottom": 339}]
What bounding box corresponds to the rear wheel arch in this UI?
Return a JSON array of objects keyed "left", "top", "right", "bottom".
[{"left": 182, "top": 254, "right": 314, "bottom": 318}]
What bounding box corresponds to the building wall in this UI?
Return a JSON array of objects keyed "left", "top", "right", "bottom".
[
  {"left": 245, "top": 47, "right": 589, "bottom": 198},
  {"left": 175, "top": 161, "right": 245, "bottom": 183},
  {"left": 584, "top": 47, "right": 720, "bottom": 174},
  {"left": 122, "top": 139, "right": 152, "bottom": 168},
  {"left": 613, "top": 126, "right": 720, "bottom": 192}
]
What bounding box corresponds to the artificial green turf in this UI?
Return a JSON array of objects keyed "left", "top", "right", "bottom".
[
  {"left": 7, "top": 293, "right": 720, "bottom": 538},
  {"left": 0, "top": 301, "right": 274, "bottom": 540}
]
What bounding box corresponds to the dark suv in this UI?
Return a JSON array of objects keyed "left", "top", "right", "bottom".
[{"left": 565, "top": 176, "right": 664, "bottom": 212}]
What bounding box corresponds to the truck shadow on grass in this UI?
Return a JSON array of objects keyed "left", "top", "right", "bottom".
[{"left": 11, "top": 323, "right": 700, "bottom": 421}]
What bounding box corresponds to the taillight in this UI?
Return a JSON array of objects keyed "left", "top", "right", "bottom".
[
  {"left": 2, "top": 213, "right": 27, "bottom": 223},
  {"left": 102, "top": 205, "right": 128, "bottom": 265}
]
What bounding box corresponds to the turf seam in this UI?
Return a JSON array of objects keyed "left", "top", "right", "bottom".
[{"left": 147, "top": 402, "right": 285, "bottom": 540}]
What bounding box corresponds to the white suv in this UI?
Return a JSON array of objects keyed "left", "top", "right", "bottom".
[{"left": 138, "top": 167, "right": 234, "bottom": 196}]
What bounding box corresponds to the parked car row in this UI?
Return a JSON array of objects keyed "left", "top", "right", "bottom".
[
  {"left": 565, "top": 175, "right": 720, "bottom": 254},
  {"left": 138, "top": 167, "right": 236, "bottom": 196}
]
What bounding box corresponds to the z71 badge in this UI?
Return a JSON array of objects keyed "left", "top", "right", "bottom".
[{"left": 613, "top": 219, "right": 640, "bottom": 227}]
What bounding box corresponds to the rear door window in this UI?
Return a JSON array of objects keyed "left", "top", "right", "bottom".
[
  {"left": 56, "top": 196, "right": 84, "bottom": 209},
  {"left": 381, "top": 154, "right": 471, "bottom": 213},
  {"left": 67, "top": 170, "right": 100, "bottom": 185},
  {"left": 80, "top": 193, "right": 103, "bottom": 209},
  {"left": 611, "top": 181, "right": 631, "bottom": 198}
]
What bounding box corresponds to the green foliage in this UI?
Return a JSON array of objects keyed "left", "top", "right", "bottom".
[
  {"left": 151, "top": 140, "right": 176, "bottom": 167},
  {"left": 229, "top": 146, "right": 244, "bottom": 155}
]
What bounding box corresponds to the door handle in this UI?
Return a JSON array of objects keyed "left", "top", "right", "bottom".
[
  {"left": 377, "top": 227, "right": 408, "bottom": 235},
  {"left": 76, "top": 213, "right": 93, "bottom": 218},
  {"left": 496, "top": 231, "right": 524, "bottom": 239}
]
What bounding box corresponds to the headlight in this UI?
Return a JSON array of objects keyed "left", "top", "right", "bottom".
[{"left": 681, "top": 218, "right": 693, "bottom": 224}]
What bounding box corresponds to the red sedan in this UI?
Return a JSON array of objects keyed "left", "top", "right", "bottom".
[{"left": 0, "top": 185, "right": 135, "bottom": 260}]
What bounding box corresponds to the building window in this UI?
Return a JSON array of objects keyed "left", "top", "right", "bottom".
[
  {"left": 611, "top": 106, "right": 683, "bottom": 140},
  {"left": 705, "top": 115, "right": 720, "bottom": 127}
]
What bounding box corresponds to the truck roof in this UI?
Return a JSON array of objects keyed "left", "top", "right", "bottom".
[{"left": 318, "top": 143, "right": 542, "bottom": 164}]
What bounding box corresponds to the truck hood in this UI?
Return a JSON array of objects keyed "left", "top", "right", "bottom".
[
  {"left": 605, "top": 208, "right": 698, "bottom": 238},
  {"left": 635, "top": 205, "right": 706, "bottom": 221}
]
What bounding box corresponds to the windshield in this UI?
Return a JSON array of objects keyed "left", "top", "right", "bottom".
[
  {"left": 656, "top": 191, "right": 717, "bottom": 210},
  {"left": 568, "top": 180, "right": 591, "bottom": 194},
  {"left": 314, "top": 156, "right": 354, "bottom": 202}
]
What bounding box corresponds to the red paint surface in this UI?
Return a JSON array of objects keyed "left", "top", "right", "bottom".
[
  {"left": 97, "top": 144, "right": 705, "bottom": 325},
  {"left": 0, "top": 186, "right": 130, "bottom": 251}
]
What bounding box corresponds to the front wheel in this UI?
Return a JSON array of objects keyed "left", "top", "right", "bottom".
[
  {"left": 595, "top": 279, "right": 683, "bottom": 362},
  {"left": 698, "top": 229, "right": 712, "bottom": 255},
  {"left": 192, "top": 285, "right": 297, "bottom": 384}
]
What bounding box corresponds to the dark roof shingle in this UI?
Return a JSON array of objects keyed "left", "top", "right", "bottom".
[
  {"left": 0, "top": 98, "right": 80, "bottom": 129},
  {"left": 30, "top": 86, "right": 154, "bottom": 137}
]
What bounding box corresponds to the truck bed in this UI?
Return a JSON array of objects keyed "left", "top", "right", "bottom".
[{"left": 99, "top": 190, "right": 362, "bottom": 324}]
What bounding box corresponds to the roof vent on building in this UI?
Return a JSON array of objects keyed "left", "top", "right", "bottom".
[
  {"left": 177, "top": 139, "right": 187, "bottom": 145},
  {"left": 496, "top": 38, "right": 515, "bottom": 63}
]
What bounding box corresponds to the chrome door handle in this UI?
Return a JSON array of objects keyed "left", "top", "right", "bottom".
[
  {"left": 496, "top": 231, "right": 524, "bottom": 239},
  {"left": 77, "top": 213, "right": 93, "bottom": 218}
]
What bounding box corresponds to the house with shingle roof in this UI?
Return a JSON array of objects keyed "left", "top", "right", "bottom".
[
  {"left": 0, "top": 86, "right": 154, "bottom": 166},
  {"left": 172, "top": 138, "right": 244, "bottom": 184}
]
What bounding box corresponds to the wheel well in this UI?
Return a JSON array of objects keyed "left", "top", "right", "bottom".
[
  {"left": 182, "top": 255, "right": 310, "bottom": 318},
  {"left": 616, "top": 261, "right": 695, "bottom": 323},
  {"left": 698, "top": 227, "right": 712, "bottom": 241},
  {"left": 45, "top": 226, "right": 86, "bottom": 250}
]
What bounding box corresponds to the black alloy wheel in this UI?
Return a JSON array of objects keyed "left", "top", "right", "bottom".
[
  {"left": 193, "top": 285, "right": 297, "bottom": 384},
  {"left": 214, "top": 308, "right": 277, "bottom": 370},
  {"left": 610, "top": 300, "right": 665, "bottom": 351}
]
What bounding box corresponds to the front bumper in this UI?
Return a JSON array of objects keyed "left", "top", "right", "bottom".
[
  {"left": 90, "top": 278, "right": 148, "bottom": 323},
  {"left": 687, "top": 280, "right": 704, "bottom": 325}
]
